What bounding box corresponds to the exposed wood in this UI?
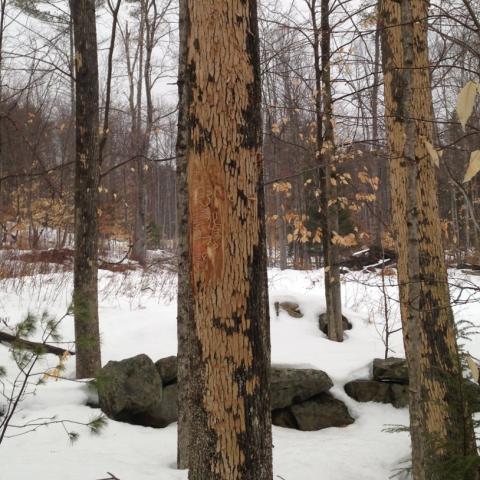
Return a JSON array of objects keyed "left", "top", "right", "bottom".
[
  {"left": 380, "top": 0, "right": 479, "bottom": 476},
  {"left": 185, "top": 1, "right": 273, "bottom": 478}
]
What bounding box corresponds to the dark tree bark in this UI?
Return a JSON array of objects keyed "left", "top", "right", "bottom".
[
  {"left": 176, "top": 0, "right": 195, "bottom": 470},
  {"left": 131, "top": 0, "right": 147, "bottom": 266},
  {"left": 71, "top": 0, "right": 101, "bottom": 379},
  {"left": 310, "top": 0, "right": 343, "bottom": 342},
  {"left": 380, "top": 0, "right": 479, "bottom": 477},
  {"left": 184, "top": 1, "right": 273, "bottom": 479},
  {"left": 0, "top": 0, "right": 7, "bottom": 236}
]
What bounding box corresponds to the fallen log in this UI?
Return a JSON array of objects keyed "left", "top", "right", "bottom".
[
  {"left": 0, "top": 331, "right": 75, "bottom": 356},
  {"left": 339, "top": 246, "right": 397, "bottom": 272},
  {"left": 462, "top": 270, "right": 480, "bottom": 276},
  {"left": 457, "top": 262, "right": 480, "bottom": 272}
]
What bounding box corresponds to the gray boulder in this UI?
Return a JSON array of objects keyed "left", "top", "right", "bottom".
[
  {"left": 344, "top": 379, "right": 409, "bottom": 408},
  {"left": 96, "top": 356, "right": 355, "bottom": 432},
  {"left": 290, "top": 393, "right": 354, "bottom": 431},
  {"left": 373, "top": 357, "right": 408, "bottom": 384},
  {"left": 271, "top": 367, "right": 333, "bottom": 410},
  {"left": 97, "top": 354, "right": 162, "bottom": 425},
  {"left": 391, "top": 383, "right": 409, "bottom": 408},
  {"left": 318, "top": 313, "right": 352, "bottom": 336},
  {"left": 155, "top": 356, "right": 177, "bottom": 385},
  {"left": 344, "top": 379, "right": 392, "bottom": 404},
  {"left": 271, "top": 407, "right": 298, "bottom": 429},
  {"left": 147, "top": 383, "right": 178, "bottom": 427}
]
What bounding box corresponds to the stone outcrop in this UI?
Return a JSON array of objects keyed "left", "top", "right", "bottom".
[
  {"left": 96, "top": 355, "right": 355, "bottom": 432},
  {"left": 318, "top": 313, "right": 353, "bottom": 336}
]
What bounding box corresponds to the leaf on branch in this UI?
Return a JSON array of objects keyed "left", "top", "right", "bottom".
[
  {"left": 88, "top": 415, "right": 108, "bottom": 435},
  {"left": 456, "top": 81, "right": 479, "bottom": 130},
  {"left": 357, "top": 171, "right": 369, "bottom": 184},
  {"left": 68, "top": 431, "right": 80, "bottom": 444},
  {"left": 424, "top": 138, "right": 440, "bottom": 167},
  {"left": 467, "top": 355, "right": 479, "bottom": 383},
  {"left": 463, "top": 150, "right": 480, "bottom": 183},
  {"left": 313, "top": 229, "right": 322, "bottom": 243},
  {"left": 332, "top": 232, "right": 357, "bottom": 247},
  {"left": 272, "top": 182, "right": 292, "bottom": 193},
  {"left": 355, "top": 193, "right": 376, "bottom": 202}
]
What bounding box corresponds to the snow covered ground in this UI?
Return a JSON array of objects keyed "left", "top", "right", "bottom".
[{"left": 1, "top": 266, "right": 480, "bottom": 480}]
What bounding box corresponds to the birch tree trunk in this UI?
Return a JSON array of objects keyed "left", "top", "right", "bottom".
[
  {"left": 184, "top": 1, "right": 273, "bottom": 478},
  {"left": 380, "top": 0, "right": 478, "bottom": 477},
  {"left": 71, "top": 0, "right": 101, "bottom": 379}
]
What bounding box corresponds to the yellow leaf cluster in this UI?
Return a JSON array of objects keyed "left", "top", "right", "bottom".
[
  {"left": 332, "top": 232, "right": 357, "bottom": 247},
  {"left": 355, "top": 192, "right": 376, "bottom": 202},
  {"left": 272, "top": 181, "right": 292, "bottom": 193}
]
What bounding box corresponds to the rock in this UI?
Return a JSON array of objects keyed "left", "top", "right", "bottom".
[
  {"left": 373, "top": 357, "right": 408, "bottom": 384},
  {"left": 97, "top": 354, "right": 162, "bottom": 425},
  {"left": 346, "top": 373, "right": 480, "bottom": 410},
  {"left": 344, "top": 379, "right": 409, "bottom": 408},
  {"left": 271, "top": 407, "right": 298, "bottom": 429},
  {"left": 97, "top": 356, "right": 353, "bottom": 432},
  {"left": 344, "top": 379, "right": 392, "bottom": 404},
  {"left": 155, "top": 356, "right": 177, "bottom": 385},
  {"left": 391, "top": 383, "right": 409, "bottom": 408},
  {"left": 272, "top": 393, "right": 354, "bottom": 431},
  {"left": 84, "top": 380, "right": 100, "bottom": 409},
  {"left": 290, "top": 393, "right": 354, "bottom": 431},
  {"left": 146, "top": 383, "right": 178, "bottom": 427},
  {"left": 318, "top": 313, "right": 352, "bottom": 336},
  {"left": 271, "top": 367, "right": 333, "bottom": 410},
  {"left": 274, "top": 301, "right": 303, "bottom": 318}
]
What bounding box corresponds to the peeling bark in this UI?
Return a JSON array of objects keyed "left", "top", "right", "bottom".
[
  {"left": 380, "top": 0, "right": 479, "bottom": 477},
  {"left": 184, "top": 1, "right": 272, "bottom": 479}
]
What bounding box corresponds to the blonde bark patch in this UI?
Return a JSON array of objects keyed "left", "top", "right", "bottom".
[
  {"left": 187, "top": 1, "right": 261, "bottom": 478},
  {"left": 382, "top": 0, "right": 460, "bottom": 460}
]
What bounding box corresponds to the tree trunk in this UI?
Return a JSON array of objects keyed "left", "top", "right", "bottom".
[
  {"left": 184, "top": 1, "right": 273, "bottom": 479},
  {"left": 371, "top": 11, "right": 383, "bottom": 247},
  {"left": 380, "top": 0, "right": 479, "bottom": 477},
  {"left": 176, "top": 0, "right": 195, "bottom": 470},
  {"left": 132, "top": 1, "right": 147, "bottom": 266},
  {"left": 311, "top": 0, "right": 343, "bottom": 342},
  {"left": 71, "top": 0, "right": 101, "bottom": 379},
  {"left": 0, "top": 0, "right": 6, "bottom": 244}
]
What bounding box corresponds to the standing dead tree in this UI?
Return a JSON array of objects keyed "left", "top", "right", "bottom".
[{"left": 183, "top": 0, "right": 273, "bottom": 478}]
